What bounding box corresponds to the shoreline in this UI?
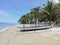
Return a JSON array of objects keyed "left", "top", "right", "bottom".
[
  {"left": 0, "top": 24, "right": 17, "bottom": 32},
  {"left": 0, "top": 26, "right": 10, "bottom": 32},
  {"left": 0, "top": 25, "right": 15, "bottom": 32}
]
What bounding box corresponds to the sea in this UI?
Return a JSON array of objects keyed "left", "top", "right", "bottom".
[{"left": 0, "top": 22, "right": 17, "bottom": 30}]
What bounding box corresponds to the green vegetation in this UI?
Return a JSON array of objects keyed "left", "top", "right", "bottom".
[{"left": 18, "top": 1, "right": 60, "bottom": 25}]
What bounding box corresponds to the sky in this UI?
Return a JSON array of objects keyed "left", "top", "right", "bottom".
[{"left": 0, "top": 0, "right": 59, "bottom": 24}]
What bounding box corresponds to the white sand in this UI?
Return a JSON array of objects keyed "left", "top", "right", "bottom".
[{"left": 0, "top": 25, "right": 60, "bottom": 45}]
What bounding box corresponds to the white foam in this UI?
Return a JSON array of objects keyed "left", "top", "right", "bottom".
[{"left": 0, "top": 26, "right": 10, "bottom": 32}]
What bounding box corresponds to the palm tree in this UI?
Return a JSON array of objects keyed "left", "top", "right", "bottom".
[
  {"left": 25, "top": 13, "right": 30, "bottom": 24},
  {"left": 18, "top": 15, "right": 30, "bottom": 27},
  {"left": 18, "top": 15, "right": 27, "bottom": 24},
  {"left": 42, "top": 1, "right": 57, "bottom": 25},
  {"left": 31, "top": 7, "right": 40, "bottom": 25},
  {"left": 55, "top": 3, "right": 60, "bottom": 24},
  {"left": 29, "top": 11, "right": 36, "bottom": 24}
]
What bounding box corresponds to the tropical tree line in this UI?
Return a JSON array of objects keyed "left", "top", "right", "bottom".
[{"left": 18, "top": 1, "right": 60, "bottom": 25}]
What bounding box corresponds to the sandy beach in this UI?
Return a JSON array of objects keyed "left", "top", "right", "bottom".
[{"left": 0, "top": 25, "right": 60, "bottom": 45}]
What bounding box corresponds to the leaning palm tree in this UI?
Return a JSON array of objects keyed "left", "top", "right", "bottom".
[
  {"left": 42, "top": 1, "right": 57, "bottom": 25},
  {"left": 31, "top": 7, "right": 40, "bottom": 25},
  {"left": 18, "top": 15, "right": 29, "bottom": 27},
  {"left": 26, "top": 13, "right": 33, "bottom": 24},
  {"left": 18, "top": 15, "right": 26, "bottom": 24}
]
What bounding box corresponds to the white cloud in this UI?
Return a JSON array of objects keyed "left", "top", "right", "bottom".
[
  {"left": 53, "top": 0, "right": 59, "bottom": 3},
  {"left": 0, "top": 10, "right": 10, "bottom": 16},
  {"left": 49, "top": 0, "right": 59, "bottom": 3},
  {"left": 0, "top": 10, "right": 18, "bottom": 23}
]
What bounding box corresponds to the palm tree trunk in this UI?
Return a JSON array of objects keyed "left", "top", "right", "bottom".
[{"left": 36, "top": 18, "right": 38, "bottom": 26}]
